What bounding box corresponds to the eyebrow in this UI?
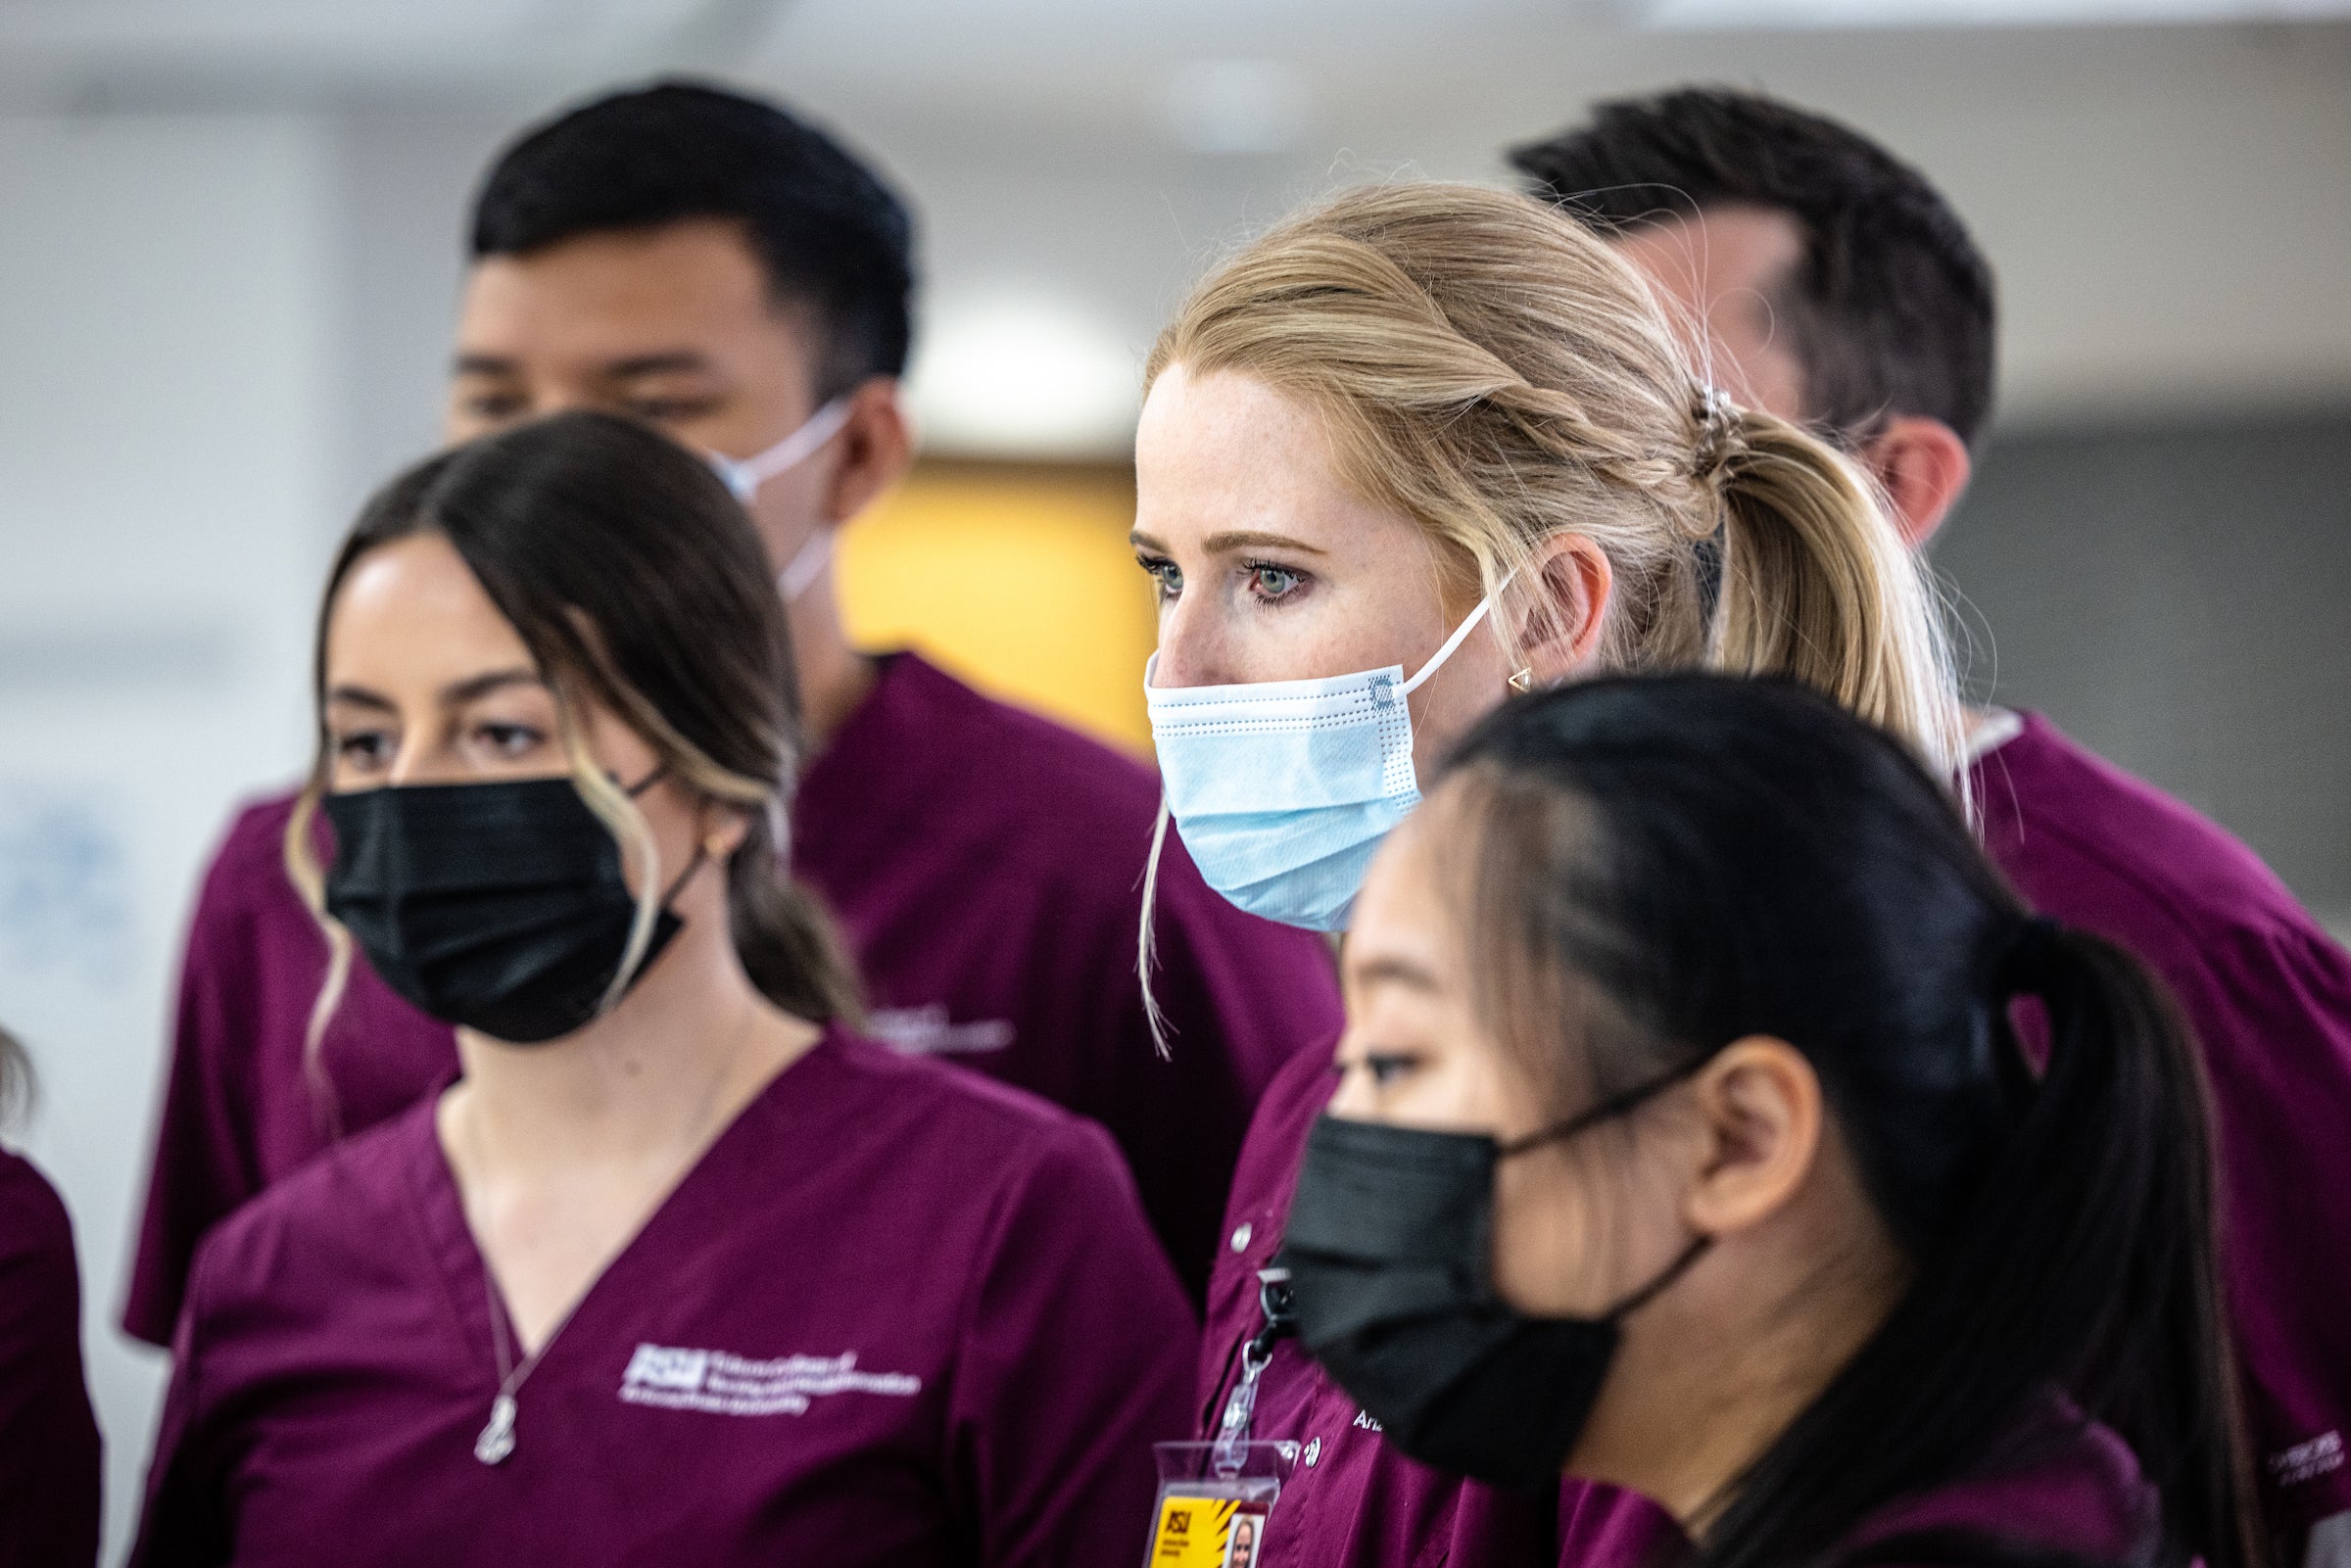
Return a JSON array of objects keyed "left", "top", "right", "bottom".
[
  {"left": 601, "top": 352, "right": 718, "bottom": 379},
  {"left": 1351, "top": 954, "right": 1442, "bottom": 993},
  {"left": 450, "top": 351, "right": 718, "bottom": 380},
  {"left": 323, "top": 684, "right": 395, "bottom": 713},
  {"left": 324, "top": 669, "right": 543, "bottom": 712},
  {"left": 1127, "top": 528, "right": 1328, "bottom": 557},
  {"left": 444, "top": 668, "right": 545, "bottom": 705}
]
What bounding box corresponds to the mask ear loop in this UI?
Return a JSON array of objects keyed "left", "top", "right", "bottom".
[
  {"left": 716, "top": 398, "right": 853, "bottom": 502},
  {"left": 1397, "top": 571, "right": 1517, "bottom": 697},
  {"left": 1499, "top": 1048, "right": 1712, "bottom": 1158},
  {"left": 1598, "top": 1234, "right": 1712, "bottom": 1324}
]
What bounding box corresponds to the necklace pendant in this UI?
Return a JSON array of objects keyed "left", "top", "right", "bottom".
[{"left": 474, "top": 1393, "right": 517, "bottom": 1466}]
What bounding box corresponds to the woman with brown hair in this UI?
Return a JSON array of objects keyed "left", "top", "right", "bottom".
[{"left": 131, "top": 411, "right": 1191, "bottom": 1567}]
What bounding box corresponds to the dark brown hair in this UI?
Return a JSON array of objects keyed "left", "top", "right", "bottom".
[
  {"left": 288, "top": 409, "right": 859, "bottom": 1054},
  {"left": 1511, "top": 87, "right": 1997, "bottom": 448}
]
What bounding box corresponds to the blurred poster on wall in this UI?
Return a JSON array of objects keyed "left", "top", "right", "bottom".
[{"left": 839, "top": 459, "right": 1157, "bottom": 757}]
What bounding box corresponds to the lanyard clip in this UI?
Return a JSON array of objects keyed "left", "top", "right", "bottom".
[
  {"left": 1213, "top": 1266, "right": 1295, "bottom": 1476},
  {"left": 1250, "top": 1265, "right": 1295, "bottom": 1355}
]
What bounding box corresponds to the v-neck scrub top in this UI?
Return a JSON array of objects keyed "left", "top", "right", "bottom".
[
  {"left": 130, "top": 1030, "right": 1196, "bottom": 1568},
  {"left": 123, "top": 651, "right": 1339, "bottom": 1336}
]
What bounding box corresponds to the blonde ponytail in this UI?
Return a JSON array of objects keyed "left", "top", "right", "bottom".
[{"left": 1710, "top": 406, "right": 1965, "bottom": 778}]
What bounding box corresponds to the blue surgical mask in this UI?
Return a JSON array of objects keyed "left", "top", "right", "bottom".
[{"left": 1144, "top": 589, "right": 1505, "bottom": 931}]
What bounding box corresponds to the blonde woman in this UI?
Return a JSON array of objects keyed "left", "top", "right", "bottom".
[
  {"left": 133, "top": 412, "right": 1192, "bottom": 1567},
  {"left": 1133, "top": 184, "right": 1964, "bottom": 1568}
]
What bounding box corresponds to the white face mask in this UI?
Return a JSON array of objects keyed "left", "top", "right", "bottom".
[
  {"left": 1143, "top": 586, "right": 1506, "bottom": 932},
  {"left": 775, "top": 530, "right": 835, "bottom": 604},
  {"left": 705, "top": 398, "right": 851, "bottom": 506},
  {"left": 706, "top": 399, "right": 852, "bottom": 606}
]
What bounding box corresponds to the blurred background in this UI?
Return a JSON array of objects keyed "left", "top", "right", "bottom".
[{"left": 0, "top": 1, "right": 2346, "bottom": 1554}]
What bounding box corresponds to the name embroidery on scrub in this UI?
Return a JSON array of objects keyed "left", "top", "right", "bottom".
[
  {"left": 2271, "top": 1431, "right": 2345, "bottom": 1488},
  {"left": 866, "top": 1004, "right": 1016, "bottom": 1056},
  {"left": 620, "top": 1346, "right": 921, "bottom": 1417},
  {"left": 1352, "top": 1409, "right": 1383, "bottom": 1433}
]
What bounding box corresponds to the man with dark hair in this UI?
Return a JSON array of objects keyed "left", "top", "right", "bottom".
[
  {"left": 1515, "top": 87, "right": 2351, "bottom": 1568},
  {"left": 1511, "top": 87, "right": 1991, "bottom": 548},
  {"left": 124, "top": 81, "right": 1340, "bottom": 1346}
]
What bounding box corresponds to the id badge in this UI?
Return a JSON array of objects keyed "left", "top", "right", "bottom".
[{"left": 1144, "top": 1440, "right": 1297, "bottom": 1566}]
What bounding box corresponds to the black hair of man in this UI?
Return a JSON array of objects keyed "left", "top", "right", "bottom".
[
  {"left": 1509, "top": 87, "right": 1996, "bottom": 448},
  {"left": 471, "top": 79, "right": 916, "bottom": 402}
]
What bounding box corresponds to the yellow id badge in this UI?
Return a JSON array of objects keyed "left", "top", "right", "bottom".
[{"left": 1145, "top": 1441, "right": 1297, "bottom": 1567}]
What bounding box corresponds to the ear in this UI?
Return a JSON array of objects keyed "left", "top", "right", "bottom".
[
  {"left": 1860, "top": 416, "right": 1971, "bottom": 550},
  {"left": 1680, "top": 1036, "right": 1823, "bottom": 1238},
  {"left": 1515, "top": 532, "right": 1615, "bottom": 684},
  {"left": 696, "top": 800, "right": 754, "bottom": 863},
  {"left": 820, "top": 377, "right": 916, "bottom": 528}
]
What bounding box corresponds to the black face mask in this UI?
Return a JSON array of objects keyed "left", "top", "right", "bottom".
[
  {"left": 322, "top": 775, "right": 694, "bottom": 1045},
  {"left": 1276, "top": 1064, "right": 1710, "bottom": 1490}
]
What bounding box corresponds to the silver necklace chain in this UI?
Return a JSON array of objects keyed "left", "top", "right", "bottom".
[
  {"left": 466, "top": 997, "right": 764, "bottom": 1467},
  {"left": 474, "top": 1266, "right": 588, "bottom": 1465}
]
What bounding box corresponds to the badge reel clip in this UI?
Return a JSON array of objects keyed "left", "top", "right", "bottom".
[{"left": 1145, "top": 1266, "right": 1300, "bottom": 1566}]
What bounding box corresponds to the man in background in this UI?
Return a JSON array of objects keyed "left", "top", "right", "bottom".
[
  {"left": 124, "top": 81, "right": 1340, "bottom": 1339},
  {"left": 1513, "top": 86, "right": 2351, "bottom": 1568}
]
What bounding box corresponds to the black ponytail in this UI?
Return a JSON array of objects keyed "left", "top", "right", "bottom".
[
  {"left": 1709, "top": 924, "right": 2256, "bottom": 1568},
  {"left": 1441, "top": 673, "right": 2259, "bottom": 1568}
]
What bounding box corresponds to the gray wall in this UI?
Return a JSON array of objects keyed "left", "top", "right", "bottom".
[{"left": 1939, "top": 409, "right": 2351, "bottom": 922}]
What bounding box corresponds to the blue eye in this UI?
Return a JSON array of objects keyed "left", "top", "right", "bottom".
[
  {"left": 1136, "top": 553, "right": 1182, "bottom": 600},
  {"left": 1245, "top": 563, "right": 1304, "bottom": 601},
  {"left": 1363, "top": 1052, "right": 1419, "bottom": 1086}
]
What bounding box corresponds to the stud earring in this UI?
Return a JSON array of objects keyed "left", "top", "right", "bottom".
[{"left": 1508, "top": 669, "right": 1535, "bottom": 694}]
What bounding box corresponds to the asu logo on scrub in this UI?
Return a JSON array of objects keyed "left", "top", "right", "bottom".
[
  {"left": 619, "top": 1344, "right": 921, "bottom": 1417},
  {"left": 1149, "top": 1494, "right": 1267, "bottom": 1565}
]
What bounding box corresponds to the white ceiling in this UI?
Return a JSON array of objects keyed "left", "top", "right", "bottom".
[{"left": 4, "top": 0, "right": 2348, "bottom": 445}]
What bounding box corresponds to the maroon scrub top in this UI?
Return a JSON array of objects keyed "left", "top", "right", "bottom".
[
  {"left": 1197, "top": 1045, "right": 1565, "bottom": 1568},
  {"left": 1842, "top": 1411, "right": 2159, "bottom": 1565},
  {"left": 1977, "top": 714, "right": 2351, "bottom": 1549},
  {"left": 1567, "top": 1402, "right": 2164, "bottom": 1568},
  {"left": 131, "top": 1029, "right": 1194, "bottom": 1567},
  {"left": 1197, "top": 712, "right": 2351, "bottom": 1568},
  {"left": 123, "top": 650, "right": 1341, "bottom": 1341},
  {"left": 0, "top": 1149, "right": 102, "bottom": 1568}
]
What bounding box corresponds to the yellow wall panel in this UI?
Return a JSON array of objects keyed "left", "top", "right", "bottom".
[{"left": 836, "top": 459, "right": 1159, "bottom": 756}]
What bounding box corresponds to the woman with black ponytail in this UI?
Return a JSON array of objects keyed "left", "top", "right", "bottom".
[
  {"left": 1278, "top": 672, "right": 2260, "bottom": 1568},
  {"left": 130, "top": 412, "right": 1192, "bottom": 1567}
]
